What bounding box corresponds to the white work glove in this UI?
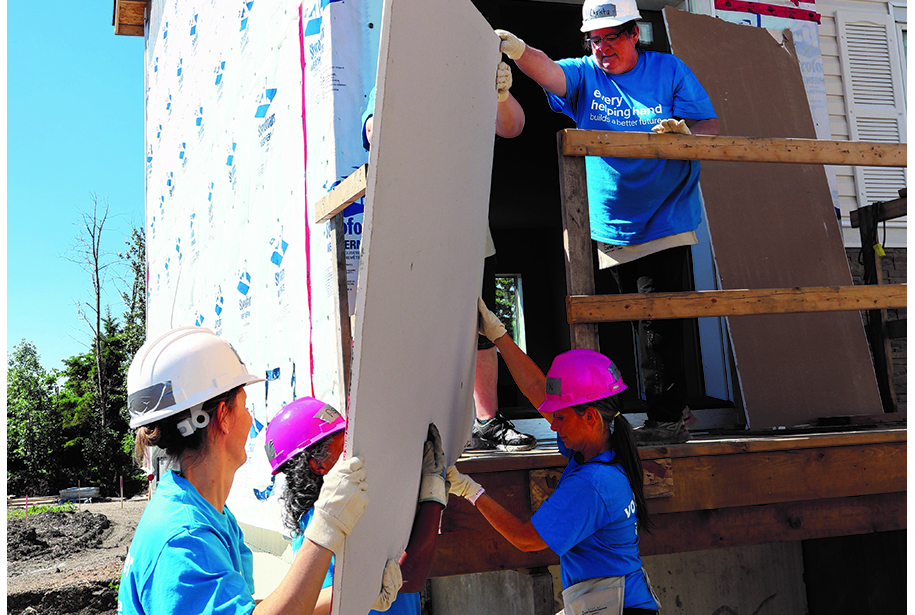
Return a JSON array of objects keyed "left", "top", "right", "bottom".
[
  {"left": 418, "top": 423, "right": 447, "bottom": 506},
  {"left": 495, "top": 29, "right": 526, "bottom": 60},
  {"left": 478, "top": 297, "right": 507, "bottom": 343},
  {"left": 371, "top": 558, "right": 404, "bottom": 612},
  {"left": 304, "top": 456, "right": 369, "bottom": 554},
  {"left": 651, "top": 118, "right": 691, "bottom": 135},
  {"left": 447, "top": 466, "right": 482, "bottom": 500},
  {"left": 496, "top": 61, "right": 513, "bottom": 103}
]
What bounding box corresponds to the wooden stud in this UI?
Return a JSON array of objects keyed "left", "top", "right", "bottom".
[
  {"left": 313, "top": 164, "right": 367, "bottom": 225},
  {"left": 329, "top": 213, "right": 353, "bottom": 403},
  {"left": 566, "top": 284, "right": 907, "bottom": 323},
  {"left": 849, "top": 196, "right": 907, "bottom": 228},
  {"left": 556, "top": 132, "right": 599, "bottom": 351},
  {"left": 561, "top": 130, "right": 908, "bottom": 167}
]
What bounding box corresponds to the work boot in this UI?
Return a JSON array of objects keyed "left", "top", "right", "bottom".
[
  {"left": 634, "top": 418, "right": 691, "bottom": 445},
  {"left": 469, "top": 410, "right": 537, "bottom": 452}
]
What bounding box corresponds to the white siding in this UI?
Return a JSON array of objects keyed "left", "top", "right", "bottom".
[{"left": 818, "top": 0, "right": 907, "bottom": 246}]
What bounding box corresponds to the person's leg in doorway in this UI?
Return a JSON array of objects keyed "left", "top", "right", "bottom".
[
  {"left": 470, "top": 255, "right": 536, "bottom": 452},
  {"left": 612, "top": 246, "right": 692, "bottom": 444}
]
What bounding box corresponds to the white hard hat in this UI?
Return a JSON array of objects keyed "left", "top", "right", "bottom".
[
  {"left": 127, "top": 326, "right": 265, "bottom": 429},
  {"left": 580, "top": 0, "right": 641, "bottom": 32}
]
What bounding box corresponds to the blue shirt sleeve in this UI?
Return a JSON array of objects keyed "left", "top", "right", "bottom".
[
  {"left": 669, "top": 56, "right": 716, "bottom": 120},
  {"left": 148, "top": 529, "right": 256, "bottom": 615},
  {"left": 531, "top": 472, "right": 609, "bottom": 557}
]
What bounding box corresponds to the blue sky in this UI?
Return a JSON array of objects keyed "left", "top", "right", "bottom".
[{"left": 7, "top": 4, "right": 145, "bottom": 371}]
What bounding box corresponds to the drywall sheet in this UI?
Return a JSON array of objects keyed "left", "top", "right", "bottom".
[
  {"left": 334, "top": 0, "right": 500, "bottom": 613},
  {"left": 144, "top": 0, "right": 378, "bottom": 531},
  {"left": 664, "top": 9, "right": 881, "bottom": 427}
]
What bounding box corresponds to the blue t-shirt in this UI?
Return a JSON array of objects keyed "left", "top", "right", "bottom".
[
  {"left": 293, "top": 508, "right": 421, "bottom": 615},
  {"left": 547, "top": 51, "right": 716, "bottom": 245},
  {"left": 531, "top": 438, "right": 657, "bottom": 610},
  {"left": 118, "top": 471, "right": 256, "bottom": 615}
]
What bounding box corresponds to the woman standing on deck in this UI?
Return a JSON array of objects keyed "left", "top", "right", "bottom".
[{"left": 446, "top": 301, "right": 660, "bottom": 615}]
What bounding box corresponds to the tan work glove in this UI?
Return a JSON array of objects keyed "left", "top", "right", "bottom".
[
  {"left": 478, "top": 297, "right": 507, "bottom": 343},
  {"left": 496, "top": 61, "right": 513, "bottom": 103},
  {"left": 447, "top": 466, "right": 482, "bottom": 500},
  {"left": 371, "top": 558, "right": 404, "bottom": 612},
  {"left": 418, "top": 424, "right": 447, "bottom": 506},
  {"left": 304, "top": 456, "right": 369, "bottom": 554},
  {"left": 495, "top": 29, "right": 526, "bottom": 60},
  {"left": 651, "top": 118, "right": 691, "bottom": 135}
]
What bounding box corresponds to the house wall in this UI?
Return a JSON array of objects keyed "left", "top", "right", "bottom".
[{"left": 817, "top": 0, "right": 907, "bottom": 247}]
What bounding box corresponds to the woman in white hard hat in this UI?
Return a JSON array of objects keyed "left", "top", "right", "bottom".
[
  {"left": 447, "top": 301, "right": 660, "bottom": 614},
  {"left": 494, "top": 0, "right": 718, "bottom": 446},
  {"left": 118, "top": 326, "right": 370, "bottom": 615}
]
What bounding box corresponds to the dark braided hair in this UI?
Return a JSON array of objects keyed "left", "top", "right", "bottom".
[
  {"left": 572, "top": 395, "right": 652, "bottom": 531},
  {"left": 275, "top": 434, "right": 338, "bottom": 536}
]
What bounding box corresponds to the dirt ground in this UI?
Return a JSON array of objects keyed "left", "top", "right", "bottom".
[{"left": 7, "top": 498, "right": 148, "bottom": 615}]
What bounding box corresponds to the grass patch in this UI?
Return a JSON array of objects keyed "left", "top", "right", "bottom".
[{"left": 8, "top": 502, "right": 77, "bottom": 519}]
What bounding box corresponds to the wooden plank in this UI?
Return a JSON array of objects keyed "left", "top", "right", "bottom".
[
  {"left": 647, "top": 441, "right": 906, "bottom": 514},
  {"left": 329, "top": 213, "right": 353, "bottom": 401},
  {"left": 313, "top": 164, "right": 367, "bottom": 224},
  {"left": 430, "top": 492, "right": 905, "bottom": 576},
  {"left": 561, "top": 130, "right": 907, "bottom": 167},
  {"left": 556, "top": 135, "right": 599, "bottom": 351},
  {"left": 638, "top": 492, "right": 906, "bottom": 557},
  {"left": 566, "top": 284, "right": 907, "bottom": 323},
  {"left": 849, "top": 196, "right": 907, "bottom": 228},
  {"left": 114, "top": 0, "right": 146, "bottom": 36}
]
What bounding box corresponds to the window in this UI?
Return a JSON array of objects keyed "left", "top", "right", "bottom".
[{"left": 494, "top": 275, "right": 526, "bottom": 353}]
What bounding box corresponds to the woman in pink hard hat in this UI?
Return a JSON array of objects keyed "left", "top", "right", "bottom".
[
  {"left": 265, "top": 397, "right": 447, "bottom": 615},
  {"left": 447, "top": 301, "right": 660, "bottom": 615}
]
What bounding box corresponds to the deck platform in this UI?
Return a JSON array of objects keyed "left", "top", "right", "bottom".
[{"left": 431, "top": 425, "right": 906, "bottom": 577}]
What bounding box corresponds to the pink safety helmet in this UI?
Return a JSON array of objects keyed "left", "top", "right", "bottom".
[
  {"left": 538, "top": 348, "right": 627, "bottom": 413},
  {"left": 265, "top": 397, "right": 346, "bottom": 475}
]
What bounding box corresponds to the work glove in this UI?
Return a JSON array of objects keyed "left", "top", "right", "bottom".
[
  {"left": 651, "top": 118, "right": 691, "bottom": 135},
  {"left": 371, "top": 558, "right": 404, "bottom": 612},
  {"left": 478, "top": 297, "right": 507, "bottom": 343},
  {"left": 418, "top": 423, "right": 447, "bottom": 507},
  {"left": 304, "top": 456, "right": 369, "bottom": 554},
  {"left": 496, "top": 62, "right": 513, "bottom": 103},
  {"left": 495, "top": 29, "right": 526, "bottom": 60},
  {"left": 447, "top": 466, "right": 482, "bottom": 500}
]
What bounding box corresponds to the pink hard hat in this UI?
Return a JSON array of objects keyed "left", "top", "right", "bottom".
[
  {"left": 265, "top": 397, "right": 346, "bottom": 474},
  {"left": 538, "top": 348, "right": 627, "bottom": 413}
]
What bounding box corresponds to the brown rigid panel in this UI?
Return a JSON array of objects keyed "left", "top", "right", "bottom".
[{"left": 663, "top": 8, "right": 882, "bottom": 428}]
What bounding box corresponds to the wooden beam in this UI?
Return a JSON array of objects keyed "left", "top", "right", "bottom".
[
  {"left": 849, "top": 196, "right": 907, "bottom": 228},
  {"left": 114, "top": 0, "right": 146, "bottom": 36},
  {"left": 430, "top": 492, "right": 906, "bottom": 576},
  {"left": 566, "top": 284, "right": 907, "bottom": 323},
  {"left": 313, "top": 164, "right": 367, "bottom": 224},
  {"left": 556, "top": 133, "right": 599, "bottom": 351},
  {"left": 560, "top": 130, "right": 907, "bottom": 167}
]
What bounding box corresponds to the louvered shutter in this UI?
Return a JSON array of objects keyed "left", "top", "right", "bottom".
[{"left": 836, "top": 11, "right": 907, "bottom": 206}]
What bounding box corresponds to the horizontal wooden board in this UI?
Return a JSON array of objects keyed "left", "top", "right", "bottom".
[
  {"left": 560, "top": 130, "right": 907, "bottom": 167},
  {"left": 313, "top": 164, "right": 368, "bottom": 224},
  {"left": 430, "top": 492, "right": 906, "bottom": 576},
  {"left": 849, "top": 196, "right": 907, "bottom": 228},
  {"left": 566, "top": 284, "right": 907, "bottom": 323}
]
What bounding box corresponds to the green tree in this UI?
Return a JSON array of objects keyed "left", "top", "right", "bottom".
[{"left": 7, "top": 340, "right": 63, "bottom": 495}]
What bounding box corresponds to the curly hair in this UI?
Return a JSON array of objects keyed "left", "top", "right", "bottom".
[{"left": 275, "top": 434, "right": 338, "bottom": 536}]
